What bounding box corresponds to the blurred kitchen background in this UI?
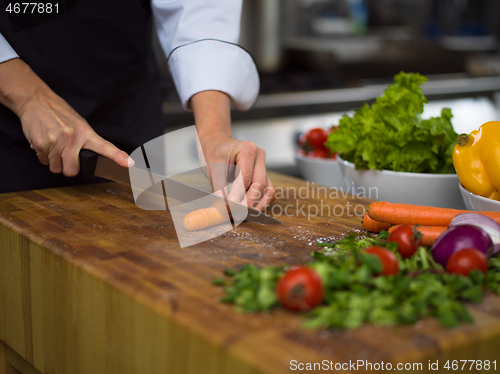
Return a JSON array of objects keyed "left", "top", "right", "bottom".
[{"left": 154, "top": 0, "right": 500, "bottom": 177}]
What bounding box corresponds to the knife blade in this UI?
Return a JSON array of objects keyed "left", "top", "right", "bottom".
[{"left": 79, "top": 149, "right": 281, "bottom": 225}]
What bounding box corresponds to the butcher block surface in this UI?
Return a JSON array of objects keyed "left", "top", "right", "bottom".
[{"left": 1, "top": 172, "right": 500, "bottom": 374}]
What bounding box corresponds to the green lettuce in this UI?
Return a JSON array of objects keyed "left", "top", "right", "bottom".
[{"left": 326, "top": 72, "right": 458, "bottom": 173}]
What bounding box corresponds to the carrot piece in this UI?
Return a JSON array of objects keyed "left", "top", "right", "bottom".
[
  {"left": 388, "top": 225, "right": 447, "bottom": 246},
  {"left": 362, "top": 213, "right": 391, "bottom": 233},
  {"left": 183, "top": 186, "right": 275, "bottom": 232},
  {"left": 367, "top": 201, "right": 500, "bottom": 226},
  {"left": 183, "top": 207, "right": 230, "bottom": 231}
]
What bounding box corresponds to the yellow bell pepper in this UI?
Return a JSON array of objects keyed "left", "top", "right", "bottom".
[{"left": 453, "top": 121, "right": 500, "bottom": 201}]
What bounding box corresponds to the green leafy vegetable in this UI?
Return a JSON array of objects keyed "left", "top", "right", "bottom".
[
  {"left": 216, "top": 264, "right": 284, "bottom": 312},
  {"left": 325, "top": 72, "right": 458, "bottom": 173},
  {"left": 215, "top": 232, "right": 500, "bottom": 330}
]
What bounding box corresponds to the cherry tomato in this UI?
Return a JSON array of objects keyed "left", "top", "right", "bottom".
[
  {"left": 308, "top": 148, "right": 329, "bottom": 158},
  {"left": 388, "top": 225, "right": 422, "bottom": 259},
  {"left": 304, "top": 128, "right": 329, "bottom": 148},
  {"left": 446, "top": 248, "right": 488, "bottom": 276},
  {"left": 364, "top": 246, "right": 399, "bottom": 275},
  {"left": 277, "top": 266, "right": 324, "bottom": 312}
]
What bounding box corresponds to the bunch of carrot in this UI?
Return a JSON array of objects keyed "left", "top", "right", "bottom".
[{"left": 363, "top": 201, "right": 500, "bottom": 246}]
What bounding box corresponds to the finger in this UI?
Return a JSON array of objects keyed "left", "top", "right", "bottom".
[
  {"left": 29, "top": 138, "right": 50, "bottom": 166},
  {"left": 253, "top": 176, "right": 275, "bottom": 212},
  {"left": 84, "top": 135, "right": 133, "bottom": 168},
  {"left": 227, "top": 170, "right": 247, "bottom": 204},
  {"left": 32, "top": 143, "right": 50, "bottom": 166},
  {"left": 234, "top": 142, "right": 258, "bottom": 190},
  {"left": 61, "top": 146, "right": 81, "bottom": 177},
  {"left": 35, "top": 150, "right": 50, "bottom": 166},
  {"left": 245, "top": 148, "right": 267, "bottom": 211},
  {"left": 40, "top": 129, "right": 65, "bottom": 173},
  {"left": 47, "top": 146, "right": 63, "bottom": 174},
  {"left": 270, "top": 185, "right": 277, "bottom": 204},
  {"left": 209, "top": 162, "right": 230, "bottom": 194}
]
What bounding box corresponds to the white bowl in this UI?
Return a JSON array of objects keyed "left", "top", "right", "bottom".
[
  {"left": 295, "top": 153, "right": 346, "bottom": 189},
  {"left": 459, "top": 183, "right": 500, "bottom": 211},
  {"left": 337, "top": 156, "right": 465, "bottom": 209}
]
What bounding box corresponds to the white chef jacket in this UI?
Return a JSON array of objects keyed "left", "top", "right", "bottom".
[{"left": 0, "top": 0, "right": 259, "bottom": 112}]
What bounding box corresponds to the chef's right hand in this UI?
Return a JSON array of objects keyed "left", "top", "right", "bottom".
[{"left": 0, "top": 58, "right": 133, "bottom": 176}]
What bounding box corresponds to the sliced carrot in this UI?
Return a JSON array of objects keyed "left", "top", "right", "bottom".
[
  {"left": 183, "top": 186, "right": 275, "bottom": 232},
  {"left": 388, "top": 225, "right": 447, "bottom": 246},
  {"left": 362, "top": 213, "right": 391, "bottom": 233},
  {"left": 183, "top": 207, "right": 230, "bottom": 231},
  {"left": 368, "top": 201, "right": 500, "bottom": 226}
]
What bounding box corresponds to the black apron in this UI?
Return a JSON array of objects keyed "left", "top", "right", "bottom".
[{"left": 0, "top": 0, "right": 164, "bottom": 193}]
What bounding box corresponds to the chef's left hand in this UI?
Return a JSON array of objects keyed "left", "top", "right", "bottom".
[{"left": 191, "top": 90, "right": 275, "bottom": 212}]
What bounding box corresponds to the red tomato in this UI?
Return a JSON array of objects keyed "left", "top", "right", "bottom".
[
  {"left": 277, "top": 266, "right": 324, "bottom": 312},
  {"left": 308, "top": 148, "right": 329, "bottom": 158},
  {"left": 446, "top": 248, "right": 488, "bottom": 276},
  {"left": 388, "top": 225, "right": 422, "bottom": 259},
  {"left": 364, "top": 246, "right": 399, "bottom": 275},
  {"left": 304, "top": 128, "right": 329, "bottom": 148}
]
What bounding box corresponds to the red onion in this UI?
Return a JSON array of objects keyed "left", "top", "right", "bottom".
[
  {"left": 450, "top": 213, "right": 500, "bottom": 257},
  {"left": 432, "top": 224, "right": 493, "bottom": 267}
]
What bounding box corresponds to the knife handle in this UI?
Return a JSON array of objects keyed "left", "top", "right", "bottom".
[{"left": 79, "top": 149, "right": 100, "bottom": 178}]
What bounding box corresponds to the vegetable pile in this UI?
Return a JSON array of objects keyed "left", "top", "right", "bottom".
[
  {"left": 297, "top": 127, "right": 338, "bottom": 159},
  {"left": 363, "top": 201, "right": 500, "bottom": 249},
  {"left": 214, "top": 227, "right": 500, "bottom": 329},
  {"left": 325, "top": 72, "right": 458, "bottom": 173}
]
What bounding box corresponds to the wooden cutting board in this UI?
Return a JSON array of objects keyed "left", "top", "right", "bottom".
[{"left": 1, "top": 172, "right": 500, "bottom": 374}]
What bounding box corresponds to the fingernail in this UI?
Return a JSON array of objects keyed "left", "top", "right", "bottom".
[{"left": 127, "top": 157, "right": 135, "bottom": 167}]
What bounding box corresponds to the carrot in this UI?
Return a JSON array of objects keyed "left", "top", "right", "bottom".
[
  {"left": 362, "top": 213, "right": 391, "bottom": 233},
  {"left": 183, "top": 207, "right": 230, "bottom": 231},
  {"left": 183, "top": 193, "right": 233, "bottom": 231},
  {"left": 368, "top": 201, "right": 500, "bottom": 227},
  {"left": 183, "top": 186, "right": 275, "bottom": 232},
  {"left": 388, "top": 225, "right": 447, "bottom": 246}
]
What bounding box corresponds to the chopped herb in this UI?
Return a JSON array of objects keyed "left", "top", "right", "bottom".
[{"left": 215, "top": 233, "right": 500, "bottom": 329}]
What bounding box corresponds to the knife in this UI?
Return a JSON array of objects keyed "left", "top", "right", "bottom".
[{"left": 79, "top": 149, "right": 281, "bottom": 225}]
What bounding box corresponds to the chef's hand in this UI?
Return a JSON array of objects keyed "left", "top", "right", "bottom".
[
  {"left": 0, "top": 58, "right": 133, "bottom": 176},
  {"left": 191, "top": 90, "right": 275, "bottom": 212}
]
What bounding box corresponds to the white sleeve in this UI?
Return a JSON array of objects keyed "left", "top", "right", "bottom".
[
  {"left": 0, "top": 33, "right": 19, "bottom": 63},
  {"left": 151, "top": 0, "right": 259, "bottom": 112}
]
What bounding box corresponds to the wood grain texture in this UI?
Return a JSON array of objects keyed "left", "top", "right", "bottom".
[
  {"left": 0, "top": 340, "right": 6, "bottom": 374},
  {"left": 0, "top": 339, "right": 40, "bottom": 374},
  {"left": 0, "top": 172, "right": 499, "bottom": 374}
]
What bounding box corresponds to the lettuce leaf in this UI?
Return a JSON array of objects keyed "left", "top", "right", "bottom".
[{"left": 325, "top": 72, "right": 458, "bottom": 174}]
